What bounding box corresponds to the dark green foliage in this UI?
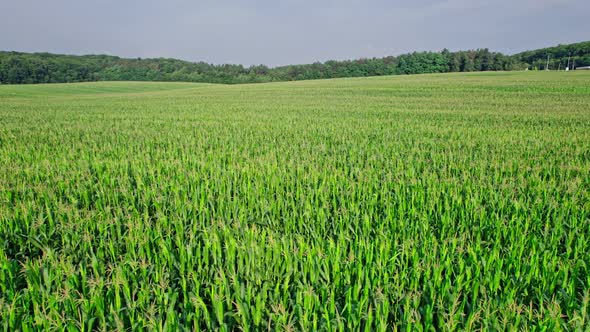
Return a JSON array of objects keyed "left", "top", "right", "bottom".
[
  {"left": 396, "top": 52, "right": 449, "bottom": 74},
  {"left": 514, "top": 41, "right": 590, "bottom": 70},
  {"left": 1, "top": 41, "right": 588, "bottom": 85},
  {"left": 0, "top": 49, "right": 518, "bottom": 85}
]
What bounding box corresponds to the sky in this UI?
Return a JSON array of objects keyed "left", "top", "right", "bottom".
[{"left": 1, "top": 0, "right": 588, "bottom": 67}]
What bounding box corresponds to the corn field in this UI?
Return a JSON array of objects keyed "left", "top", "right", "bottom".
[{"left": 1, "top": 72, "right": 589, "bottom": 330}]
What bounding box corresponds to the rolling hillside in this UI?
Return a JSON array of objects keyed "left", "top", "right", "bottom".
[{"left": 1, "top": 71, "right": 590, "bottom": 330}]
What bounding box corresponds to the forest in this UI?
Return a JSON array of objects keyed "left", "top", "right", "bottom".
[
  {"left": 0, "top": 41, "right": 588, "bottom": 84},
  {"left": 513, "top": 40, "right": 590, "bottom": 71}
]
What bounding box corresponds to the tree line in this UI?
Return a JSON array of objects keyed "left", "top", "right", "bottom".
[
  {"left": 1, "top": 41, "right": 588, "bottom": 85},
  {"left": 513, "top": 41, "right": 590, "bottom": 70}
]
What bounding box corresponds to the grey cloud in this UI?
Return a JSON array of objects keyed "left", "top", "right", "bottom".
[{"left": 1, "top": 0, "right": 588, "bottom": 66}]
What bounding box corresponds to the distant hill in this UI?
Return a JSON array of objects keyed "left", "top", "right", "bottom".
[
  {"left": 1, "top": 41, "right": 588, "bottom": 85},
  {"left": 513, "top": 41, "right": 590, "bottom": 70}
]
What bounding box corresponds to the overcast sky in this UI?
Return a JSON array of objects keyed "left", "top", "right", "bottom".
[{"left": 1, "top": 0, "right": 588, "bottom": 66}]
